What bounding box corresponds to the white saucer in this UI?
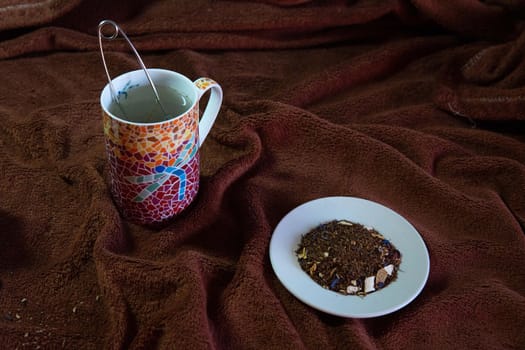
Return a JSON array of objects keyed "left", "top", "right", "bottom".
[{"left": 269, "top": 196, "right": 430, "bottom": 318}]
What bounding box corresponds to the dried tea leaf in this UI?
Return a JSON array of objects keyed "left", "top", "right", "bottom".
[{"left": 295, "top": 220, "right": 402, "bottom": 296}]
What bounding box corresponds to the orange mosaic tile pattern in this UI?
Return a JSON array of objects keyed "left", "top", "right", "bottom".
[
  {"left": 194, "top": 77, "right": 216, "bottom": 91},
  {"left": 103, "top": 105, "right": 200, "bottom": 224}
]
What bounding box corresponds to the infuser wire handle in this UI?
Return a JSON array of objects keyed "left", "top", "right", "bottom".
[{"left": 98, "top": 20, "right": 168, "bottom": 117}]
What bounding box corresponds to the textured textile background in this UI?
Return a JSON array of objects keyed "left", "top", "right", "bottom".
[{"left": 0, "top": 1, "right": 524, "bottom": 349}]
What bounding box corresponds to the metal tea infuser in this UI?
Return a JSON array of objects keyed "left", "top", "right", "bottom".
[{"left": 98, "top": 19, "right": 169, "bottom": 120}]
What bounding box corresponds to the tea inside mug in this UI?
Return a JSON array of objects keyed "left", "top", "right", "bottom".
[{"left": 108, "top": 84, "right": 192, "bottom": 123}]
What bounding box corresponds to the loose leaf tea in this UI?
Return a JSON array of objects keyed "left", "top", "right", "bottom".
[{"left": 295, "top": 220, "right": 402, "bottom": 296}]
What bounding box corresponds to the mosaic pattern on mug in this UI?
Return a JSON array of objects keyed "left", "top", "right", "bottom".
[
  {"left": 195, "top": 78, "right": 217, "bottom": 91},
  {"left": 105, "top": 139, "right": 199, "bottom": 224},
  {"left": 125, "top": 132, "right": 197, "bottom": 202},
  {"left": 103, "top": 107, "right": 199, "bottom": 205}
]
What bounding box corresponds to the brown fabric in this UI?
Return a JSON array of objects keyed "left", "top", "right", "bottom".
[
  {"left": 0, "top": 0, "right": 82, "bottom": 31},
  {"left": 1, "top": 0, "right": 524, "bottom": 349}
]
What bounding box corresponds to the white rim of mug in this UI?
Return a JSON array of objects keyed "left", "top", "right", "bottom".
[{"left": 100, "top": 68, "right": 199, "bottom": 126}]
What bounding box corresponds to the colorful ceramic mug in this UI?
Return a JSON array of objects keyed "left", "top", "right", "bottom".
[{"left": 101, "top": 68, "right": 222, "bottom": 225}]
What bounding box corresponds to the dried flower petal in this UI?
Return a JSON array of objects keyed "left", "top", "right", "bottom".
[
  {"left": 330, "top": 277, "right": 340, "bottom": 290},
  {"left": 346, "top": 285, "right": 359, "bottom": 294},
  {"left": 371, "top": 232, "right": 385, "bottom": 239},
  {"left": 364, "top": 276, "right": 375, "bottom": 293},
  {"left": 384, "top": 264, "right": 394, "bottom": 275},
  {"left": 376, "top": 268, "right": 388, "bottom": 285},
  {"left": 297, "top": 247, "right": 307, "bottom": 259},
  {"left": 338, "top": 220, "right": 353, "bottom": 226},
  {"left": 309, "top": 262, "right": 317, "bottom": 275}
]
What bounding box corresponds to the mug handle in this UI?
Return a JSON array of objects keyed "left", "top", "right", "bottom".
[{"left": 194, "top": 78, "right": 223, "bottom": 148}]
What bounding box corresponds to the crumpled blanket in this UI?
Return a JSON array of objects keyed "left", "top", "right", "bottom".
[{"left": 0, "top": 1, "right": 524, "bottom": 349}]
